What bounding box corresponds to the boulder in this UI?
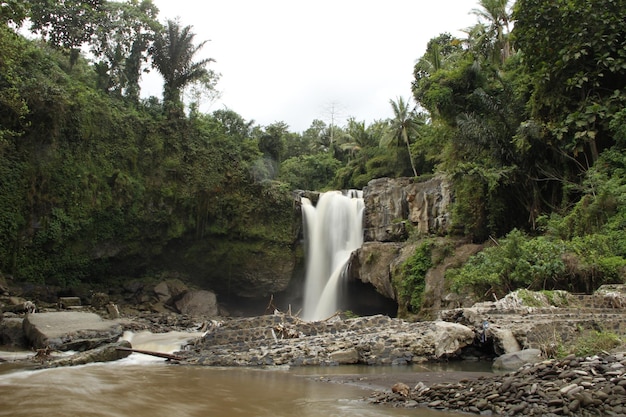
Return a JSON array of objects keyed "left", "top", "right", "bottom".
[
  {"left": 493, "top": 348, "right": 543, "bottom": 371},
  {"left": 0, "top": 317, "right": 27, "bottom": 347},
  {"left": 22, "top": 312, "right": 123, "bottom": 351},
  {"left": 58, "top": 296, "right": 81, "bottom": 309},
  {"left": 90, "top": 292, "right": 109, "bottom": 309},
  {"left": 392, "top": 382, "right": 410, "bottom": 397},
  {"left": 491, "top": 327, "right": 521, "bottom": 355},
  {"left": 154, "top": 279, "right": 188, "bottom": 304},
  {"left": 330, "top": 347, "right": 359, "bottom": 364},
  {"left": 174, "top": 290, "right": 218, "bottom": 317},
  {"left": 431, "top": 321, "right": 476, "bottom": 358},
  {"left": 1, "top": 299, "right": 36, "bottom": 314},
  {"left": 351, "top": 242, "right": 402, "bottom": 299}
]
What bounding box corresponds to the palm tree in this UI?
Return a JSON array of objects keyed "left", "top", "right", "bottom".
[
  {"left": 470, "top": 0, "right": 514, "bottom": 65},
  {"left": 381, "top": 97, "right": 421, "bottom": 177},
  {"left": 150, "top": 19, "right": 214, "bottom": 109}
]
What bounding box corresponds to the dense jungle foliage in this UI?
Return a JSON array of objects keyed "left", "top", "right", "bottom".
[{"left": 1, "top": 0, "right": 625, "bottom": 300}]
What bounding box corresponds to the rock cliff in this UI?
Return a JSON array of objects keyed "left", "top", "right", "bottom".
[
  {"left": 363, "top": 175, "right": 452, "bottom": 242},
  {"left": 348, "top": 175, "right": 466, "bottom": 314}
]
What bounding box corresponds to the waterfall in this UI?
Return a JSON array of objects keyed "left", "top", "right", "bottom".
[{"left": 301, "top": 190, "right": 364, "bottom": 321}]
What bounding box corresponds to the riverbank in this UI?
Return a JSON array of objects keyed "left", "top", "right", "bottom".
[
  {"left": 306, "top": 367, "right": 494, "bottom": 392},
  {"left": 367, "top": 352, "right": 626, "bottom": 416},
  {"left": 4, "top": 308, "right": 626, "bottom": 417}
]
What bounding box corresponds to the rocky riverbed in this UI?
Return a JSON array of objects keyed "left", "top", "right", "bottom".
[{"left": 369, "top": 352, "right": 626, "bottom": 416}]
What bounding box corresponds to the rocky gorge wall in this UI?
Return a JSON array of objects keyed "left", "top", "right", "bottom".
[
  {"left": 362, "top": 175, "right": 452, "bottom": 242},
  {"left": 344, "top": 175, "right": 483, "bottom": 316}
]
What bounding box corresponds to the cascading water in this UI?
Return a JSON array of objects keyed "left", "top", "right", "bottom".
[{"left": 301, "top": 190, "right": 364, "bottom": 321}]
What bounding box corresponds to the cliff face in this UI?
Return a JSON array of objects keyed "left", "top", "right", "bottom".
[
  {"left": 180, "top": 176, "right": 454, "bottom": 310},
  {"left": 350, "top": 175, "right": 470, "bottom": 315},
  {"left": 363, "top": 175, "right": 452, "bottom": 242}
]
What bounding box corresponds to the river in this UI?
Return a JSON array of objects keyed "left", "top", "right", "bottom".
[{"left": 0, "top": 331, "right": 481, "bottom": 417}]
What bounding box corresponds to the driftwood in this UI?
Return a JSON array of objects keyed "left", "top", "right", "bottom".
[{"left": 115, "top": 346, "right": 182, "bottom": 361}]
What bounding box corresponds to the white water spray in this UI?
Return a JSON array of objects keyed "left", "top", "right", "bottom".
[{"left": 301, "top": 190, "right": 364, "bottom": 321}]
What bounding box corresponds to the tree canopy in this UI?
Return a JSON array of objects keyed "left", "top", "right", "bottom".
[{"left": 1, "top": 0, "right": 625, "bottom": 300}]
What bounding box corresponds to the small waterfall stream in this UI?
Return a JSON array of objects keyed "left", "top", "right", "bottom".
[{"left": 301, "top": 190, "right": 364, "bottom": 321}]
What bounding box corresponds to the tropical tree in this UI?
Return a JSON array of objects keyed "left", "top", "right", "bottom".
[
  {"left": 413, "top": 33, "right": 463, "bottom": 81},
  {"left": 470, "top": 0, "right": 514, "bottom": 65},
  {"left": 257, "top": 121, "right": 288, "bottom": 177},
  {"left": 211, "top": 108, "right": 254, "bottom": 140},
  {"left": 91, "top": 0, "right": 161, "bottom": 101},
  {"left": 381, "top": 97, "right": 421, "bottom": 177},
  {"left": 513, "top": 0, "right": 626, "bottom": 166},
  {"left": 337, "top": 117, "right": 376, "bottom": 159},
  {"left": 26, "top": 0, "right": 107, "bottom": 66},
  {"left": 150, "top": 19, "right": 215, "bottom": 113},
  {"left": 0, "top": 0, "right": 28, "bottom": 25}
]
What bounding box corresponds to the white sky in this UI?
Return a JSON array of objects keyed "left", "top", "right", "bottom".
[{"left": 142, "top": 1, "right": 479, "bottom": 132}]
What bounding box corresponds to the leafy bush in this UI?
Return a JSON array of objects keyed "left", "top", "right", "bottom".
[
  {"left": 563, "top": 234, "right": 626, "bottom": 292},
  {"left": 397, "top": 241, "right": 433, "bottom": 312},
  {"left": 447, "top": 229, "right": 567, "bottom": 298},
  {"left": 279, "top": 153, "right": 341, "bottom": 191}
]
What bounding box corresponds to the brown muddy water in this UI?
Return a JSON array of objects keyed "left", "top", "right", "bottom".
[{"left": 0, "top": 331, "right": 483, "bottom": 417}]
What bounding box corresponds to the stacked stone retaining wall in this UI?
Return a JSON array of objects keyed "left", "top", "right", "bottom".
[
  {"left": 179, "top": 314, "right": 475, "bottom": 367},
  {"left": 439, "top": 289, "right": 626, "bottom": 356}
]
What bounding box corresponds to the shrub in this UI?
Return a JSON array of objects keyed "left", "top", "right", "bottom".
[
  {"left": 398, "top": 242, "right": 433, "bottom": 312},
  {"left": 574, "top": 331, "right": 621, "bottom": 357},
  {"left": 447, "top": 229, "right": 567, "bottom": 298}
]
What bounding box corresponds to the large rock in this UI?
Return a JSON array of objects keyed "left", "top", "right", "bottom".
[
  {"left": 492, "top": 348, "right": 543, "bottom": 371},
  {"left": 431, "top": 321, "right": 476, "bottom": 358},
  {"left": 0, "top": 317, "right": 27, "bottom": 347},
  {"left": 23, "top": 312, "right": 123, "bottom": 351},
  {"left": 174, "top": 290, "right": 218, "bottom": 317},
  {"left": 363, "top": 177, "right": 412, "bottom": 242},
  {"left": 350, "top": 242, "right": 402, "bottom": 299},
  {"left": 363, "top": 176, "right": 451, "bottom": 242},
  {"left": 154, "top": 279, "right": 188, "bottom": 304},
  {"left": 491, "top": 327, "right": 521, "bottom": 355}
]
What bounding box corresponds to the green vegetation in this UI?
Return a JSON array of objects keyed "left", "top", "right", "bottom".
[
  {"left": 1, "top": 0, "right": 626, "bottom": 303},
  {"left": 447, "top": 228, "right": 626, "bottom": 299},
  {"left": 0, "top": 3, "right": 297, "bottom": 293},
  {"left": 537, "top": 327, "right": 622, "bottom": 359},
  {"left": 396, "top": 242, "right": 433, "bottom": 313},
  {"left": 573, "top": 331, "right": 622, "bottom": 357}
]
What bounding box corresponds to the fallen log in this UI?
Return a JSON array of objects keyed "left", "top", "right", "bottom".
[{"left": 115, "top": 346, "right": 182, "bottom": 361}]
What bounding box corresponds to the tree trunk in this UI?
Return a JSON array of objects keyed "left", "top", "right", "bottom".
[{"left": 404, "top": 133, "right": 418, "bottom": 177}]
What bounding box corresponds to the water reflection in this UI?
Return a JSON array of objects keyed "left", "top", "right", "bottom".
[{"left": 0, "top": 359, "right": 468, "bottom": 417}]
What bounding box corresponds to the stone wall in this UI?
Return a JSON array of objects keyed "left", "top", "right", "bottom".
[
  {"left": 438, "top": 288, "right": 626, "bottom": 357},
  {"left": 181, "top": 314, "right": 475, "bottom": 367}
]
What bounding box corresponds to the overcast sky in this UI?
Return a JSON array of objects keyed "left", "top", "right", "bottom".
[{"left": 142, "top": 1, "right": 479, "bottom": 132}]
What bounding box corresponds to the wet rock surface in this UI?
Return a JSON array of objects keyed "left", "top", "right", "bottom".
[
  {"left": 369, "top": 352, "right": 626, "bottom": 416},
  {"left": 46, "top": 340, "right": 133, "bottom": 367},
  {"left": 23, "top": 311, "right": 123, "bottom": 351},
  {"left": 177, "top": 314, "right": 475, "bottom": 366}
]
